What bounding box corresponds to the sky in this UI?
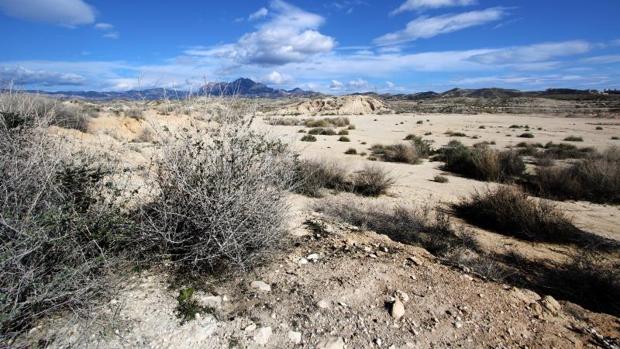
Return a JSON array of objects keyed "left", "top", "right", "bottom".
[{"left": 0, "top": 0, "right": 619, "bottom": 93}]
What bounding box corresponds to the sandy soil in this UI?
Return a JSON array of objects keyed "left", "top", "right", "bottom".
[
  {"left": 19, "top": 108, "right": 619, "bottom": 348},
  {"left": 259, "top": 113, "right": 620, "bottom": 241}
]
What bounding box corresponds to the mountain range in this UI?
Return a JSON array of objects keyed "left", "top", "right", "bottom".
[
  {"left": 15, "top": 78, "right": 321, "bottom": 100},
  {"left": 9, "top": 80, "right": 620, "bottom": 101}
]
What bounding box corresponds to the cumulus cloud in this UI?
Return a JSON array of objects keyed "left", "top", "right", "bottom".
[
  {"left": 347, "top": 78, "right": 369, "bottom": 90},
  {"left": 375, "top": 8, "right": 505, "bottom": 45},
  {"left": 0, "top": 66, "right": 86, "bottom": 86},
  {"left": 0, "top": 0, "right": 95, "bottom": 26},
  {"left": 249, "top": 7, "right": 268, "bottom": 21},
  {"left": 185, "top": 0, "right": 335, "bottom": 66},
  {"left": 469, "top": 41, "right": 592, "bottom": 65},
  {"left": 392, "top": 0, "right": 475, "bottom": 14},
  {"left": 263, "top": 71, "right": 291, "bottom": 84},
  {"left": 329, "top": 80, "right": 344, "bottom": 89}
]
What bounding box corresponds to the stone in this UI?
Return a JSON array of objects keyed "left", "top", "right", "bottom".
[
  {"left": 244, "top": 323, "right": 257, "bottom": 333},
  {"left": 541, "top": 295, "right": 561, "bottom": 315},
  {"left": 395, "top": 290, "right": 410, "bottom": 303},
  {"left": 288, "top": 331, "right": 302, "bottom": 344},
  {"left": 196, "top": 294, "right": 222, "bottom": 309},
  {"left": 408, "top": 256, "right": 423, "bottom": 266},
  {"left": 391, "top": 297, "right": 405, "bottom": 319},
  {"left": 307, "top": 253, "right": 320, "bottom": 262},
  {"left": 254, "top": 327, "right": 272, "bottom": 345},
  {"left": 317, "top": 299, "right": 331, "bottom": 309},
  {"left": 316, "top": 337, "right": 345, "bottom": 349},
  {"left": 250, "top": 281, "right": 271, "bottom": 292}
]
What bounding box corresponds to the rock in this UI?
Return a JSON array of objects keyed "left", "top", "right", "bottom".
[
  {"left": 254, "top": 327, "right": 272, "bottom": 346},
  {"left": 541, "top": 295, "right": 561, "bottom": 315},
  {"left": 390, "top": 297, "right": 405, "bottom": 319},
  {"left": 453, "top": 321, "right": 463, "bottom": 329},
  {"left": 511, "top": 288, "right": 541, "bottom": 304},
  {"left": 375, "top": 338, "right": 383, "bottom": 346},
  {"left": 298, "top": 257, "right": 309, "bottom": 265},
  {"left": 317, "top": 299, "right": 331, "bottom": 309},
  {"left": 250, "top": 281, "right": 271, "bottom": 292},
  {"left": 407, "top": 256, "right": 423, "bottom": 266},
  {"left": 244, "top": 323, "right": 257, "bottom": 333},
  {"left": 288, "top": 331, "right": 302, "bottom": 344},
  {"left": 395, "top": 290, "right": 410, "bottom": 303},
  {"left": 307, "top": 253, "right": 320, "bottom": 262},
  {"left": 196, "top": 294, "right": 222, "bottom": 309},
  {"left": 316, "top": 337, "right": 345, "bottom": 349}
]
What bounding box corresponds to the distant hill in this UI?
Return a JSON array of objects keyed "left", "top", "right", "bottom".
[
  {"left": 382, "top": 87, "right": 615, "bottom": 101},
  {"left": 11, "top": 78, "right": 320, "bottom": 100}
]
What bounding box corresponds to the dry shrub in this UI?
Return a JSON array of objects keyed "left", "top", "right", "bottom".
[
  {"left": 294, "top": 160, "right": 350, "bottom": 197},
  {"left": 540, "top": 142, "right": 595, "bottom": 159},
  {"left": 564, "top": 135, "right": 584, "bottom": 142},
  {"left": 304, "top": 117, "right": 350, "bottom": 128},
  {"left": 301, "top": 134, "right": 317, "bottom": 142},
  {"left": 350, "top": 166, "right": 394, "bottom": 197},
  {"left": 137, "top": 118, "right": 297, "bottom": 272},
  {"left": 440, "top": 141, "right": 524, "bottom": 181},
  {"left": 0, "top": 108, "right": 133, "bottom": 338},
  {"left": 371, "top": 143, "right": 421, "bottom": 164},
  {"left": 267, "top": 117, "right": 301, "bottom": 126},
  {"left": 532, "top": 147, "right": 620, "bottom": 203},
  {"left": 0, "top": 92, "right": 91, "bottom": 132},
  {"left": 294, "top": 161, "right": 393, "bottom": 197},
  {"left": 308, "top": 127, "right": 337, "bottom": 136},
  {"left": 453, "top": 186, "right": 599, "bottom": 244},
  {"left": 125, "top": 107, "right": 145, "bottom": 120},
  {"left": 133, "top": 126, "right": 156, "bottom": 143},
  {"left": 316, "top": 199, "right": 474, "bottom": 256}
]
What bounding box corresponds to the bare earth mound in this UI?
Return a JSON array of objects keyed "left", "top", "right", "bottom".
[{"left": 276, "top": 95, "right": 392, "bottom": 116}]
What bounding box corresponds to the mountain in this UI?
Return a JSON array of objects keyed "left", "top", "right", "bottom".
[{"left": 13, "top": 78, "right": 319, "bottom": 100}]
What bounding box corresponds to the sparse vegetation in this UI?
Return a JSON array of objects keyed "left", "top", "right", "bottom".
[
  {"left": 338, "top": 136, "right": 351, "bottom": 142},
  {"left": 301, "top": 134, "right": 317, "bottom": 142},
  {"left": 529, "top": 147, "right": 620, "bottom": 203},
  {"left": 137, "top": 120, "right": 297, "bottom": 271},
  {"left": 453, "top": 186, "right": 589, "bottom": 244},
  {"left": 350, "top": 166, "right": 394, "bottom": 197},
  {"left": 433, "top": 175, "right": 449, "bottom": 183},
  {"left": 316, "top": 199, "right": 473, "bottom": 256},
  {"left": 563, "top": 135, "right": 584, "bottom": 142},
  {"left": 344, "top": 148, "right": 357, "bottom": 155},
  {"left": 518, "top": 132, "right": 534, "bottom": 138},
  {"left": 438, "top": 141, "right": 524, "bottom": 181},
  {"left": 1, "top": 99, "right": 134, "bottom": 337},
  {"left": 304, "top": 117, "right": 350, "bottom": 128},
  {"left": 308, "top": 127, "right": 337, "bottom": 136}
]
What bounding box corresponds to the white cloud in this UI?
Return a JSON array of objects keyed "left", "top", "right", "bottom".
[
  {"left": 249, "top": 7, "right": 268, "bottom": 21},
  {"left": 582, "top": 54, "right": 620, "bottom": 65},
  {"left": 0, "top": 65, "right": 86, "bottom": 86},
  {"left": 347, "top": 78, "right": 369, "bottom": 90},
  {"left": 376, "top": 8, "right": 505, "bottom": 45},
  {"left": 102, "top": 32, "right": 119, "bottom": 39},
  {"left": 263, "top": 71, "right": 291, "bottom": 84},
  {"left": 392, "top": 0, "right": 475, "bottom": 14},
  {"left": 94, "top": 22, "right": 114, "bottom": 30},
  {"left": 470, "top": 41, "right": 592, "bottom": 64},
  {"left": 0, "top": 0, "right": 95, "bottom": 26},
  {"left": 386, "top": 81, "right": 396, "bottom": 89},
  {"left": 329, "top": 80, "right": 344, "bottom": 89},
  {"left": 184, "top": 0, "right": 335, "bottom": 66}
]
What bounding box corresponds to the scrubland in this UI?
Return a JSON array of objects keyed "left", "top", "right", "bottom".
[{"left": 1, "top": 92, "right": 619, "bottom": 348}]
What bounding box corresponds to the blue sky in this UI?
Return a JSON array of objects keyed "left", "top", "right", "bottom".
[{"left": 1, "top": 0, "right": 619, "bottom": 93}]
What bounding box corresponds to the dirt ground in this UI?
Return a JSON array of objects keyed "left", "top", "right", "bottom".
[{"left": 19, "top": 108, "right": 620, "bottom": 348}]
